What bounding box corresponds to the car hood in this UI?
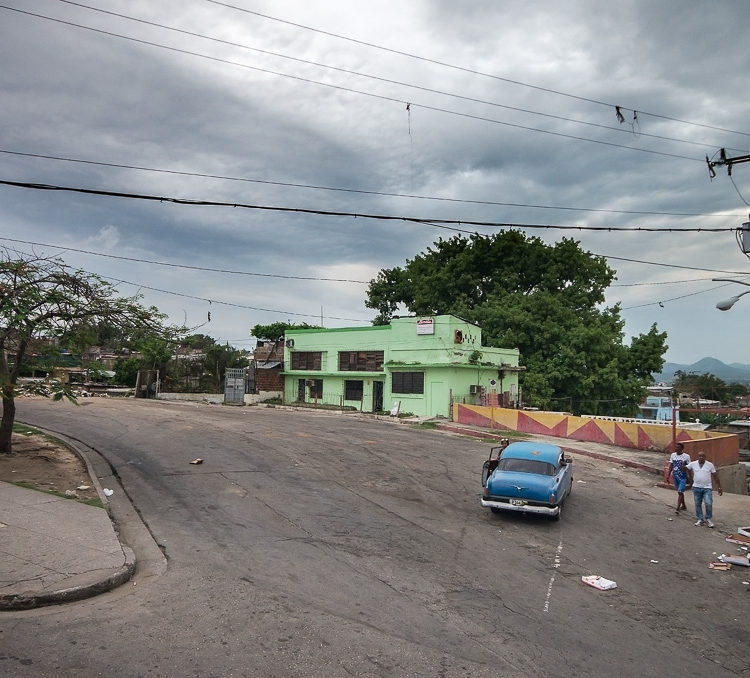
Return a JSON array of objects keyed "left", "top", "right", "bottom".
[{"left": 487, "top": 470, "right": 557, "bottom": 501}]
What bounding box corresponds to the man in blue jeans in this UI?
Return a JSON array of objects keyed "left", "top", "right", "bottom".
[{"left": 686, "top": 452, "right": 723, "bottom": 528}]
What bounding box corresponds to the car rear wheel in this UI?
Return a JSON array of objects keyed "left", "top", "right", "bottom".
[{"left": 551, "top": 505, "right": 562, "bottom": 521}]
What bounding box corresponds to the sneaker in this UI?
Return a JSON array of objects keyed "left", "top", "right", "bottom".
[
  {"left": 695, "top": 520, "right": 704, "bottom": 526},
  {"left": 707, "top": 520, "right": 715, "bottom": 528}
]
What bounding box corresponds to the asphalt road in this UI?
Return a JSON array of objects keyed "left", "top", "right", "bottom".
[{"left": 2, "top": 398, "right": 748, "bottom": 677}]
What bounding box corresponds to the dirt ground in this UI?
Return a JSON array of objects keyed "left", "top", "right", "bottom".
[{"left": 0, "top": 429, "right": 100, "bottom": 503}]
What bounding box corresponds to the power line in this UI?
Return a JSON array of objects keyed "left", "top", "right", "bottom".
[
  {"left": 0, "top": 179, "right": 741, "bottom": 233},
  {"left": 102, "top": 275, "right": 371, "bottom": 322},
  {"left": 0, "top": 236, "right": 370, "bottom": 283},
  {"left": 3, "top": 148, "right": 745, "bottom": 218},
  {"left": 49, "top": 1, "right": 746, "bottom": 156},
  {"left": 204, "top": 0, "right": 750, "bottom": 139},
  {"left": 2, "top": 242, "right": 372, "bottom": 323},
  {"left": 598, "top": 253, "right": 750, "bottom": 274},
  {"left": 5, "top": 235, "right": 750, "bottom": 288},
  {"left": 0, "top": 5, "right": 705, "bottom": 163}
]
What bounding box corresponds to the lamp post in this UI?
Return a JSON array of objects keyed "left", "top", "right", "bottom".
[{"left": 713, "top": 278, "right": 750, "bottom": 311}]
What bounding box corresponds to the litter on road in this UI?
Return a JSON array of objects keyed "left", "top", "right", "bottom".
[
  {"left": 719, "top": 554, "right": 750, "bottom": 567},
  {"left": 582, "top": 575, "right": 617, "bottom": 590}
]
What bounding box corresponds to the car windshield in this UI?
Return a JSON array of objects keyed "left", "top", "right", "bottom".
[{"left": 497, "top": 458, "right": 557, "bottom": 476}]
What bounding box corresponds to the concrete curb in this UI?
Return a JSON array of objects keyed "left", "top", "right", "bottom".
[
  {"left": 0, "top": 547, "right": 135, "bottom": 611},
  {"left": 4, "top": 422, "right": 167, "bottom": 611}
]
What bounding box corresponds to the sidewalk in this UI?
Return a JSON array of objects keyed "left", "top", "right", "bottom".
[
  {"left": 1, "top": 429, "right": 165, "bottom": 612},
  {"left": 0, "top": 480, "right": 134, "bottom": 610}
]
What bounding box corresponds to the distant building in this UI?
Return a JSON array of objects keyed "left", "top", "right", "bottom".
[
  {"left": 637, "top": 394, "right": 678, "bottom": 422},
  {"left": 248, "top": 339, "right": 284, "bottom": 393},
  {"left": 282, "top": 314, "right": 523, "bottom": 418}
]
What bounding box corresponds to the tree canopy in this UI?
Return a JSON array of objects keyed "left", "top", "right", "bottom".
[
  {"left": 251, "top": 322, "right": 321, "bottom": 341},
  {"left": 0, "top": 252, "right": 172, "bottom": 453},
  {"left": 671, "top": 370, "right": 749, "bottom": 404},
  {"left": 366, "top": 231, "right": 667, "bottom": 415}
]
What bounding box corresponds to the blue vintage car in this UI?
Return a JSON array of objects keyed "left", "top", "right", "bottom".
[{"left": 481, "top": 441, "right": 573, "bottom": 520}]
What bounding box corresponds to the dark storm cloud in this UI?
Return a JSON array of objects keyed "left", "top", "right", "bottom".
[{"left": 1, "top": 0, "right": 749, "bottom": 357}]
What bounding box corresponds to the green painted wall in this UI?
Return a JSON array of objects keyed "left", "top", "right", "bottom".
[{"left": 282, "top": 315, "right": 520, "bottom": 418}]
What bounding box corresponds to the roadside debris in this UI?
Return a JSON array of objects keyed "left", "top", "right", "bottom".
[
  {"left": 709, "top": 562, "right": 731, "bottom": 571},
  {"left": 719, "top": 554, "right": 750, "bottom": 567},
  {"left": 581, "top": 575, "right": 617, "bottom": 590},
  {"left": 190, "top": 458, "right": 204, "bottom": 465},
  {"left": 103, "top": 488, "right": 114, "bottom": 497}
]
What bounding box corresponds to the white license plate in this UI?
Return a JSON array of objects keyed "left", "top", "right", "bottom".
[{"left": 510, "top": 499, "right": 526, "bottom": 506}]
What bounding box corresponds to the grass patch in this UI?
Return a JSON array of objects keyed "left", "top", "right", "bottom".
[
  {"left": 13, "top": 423, "right": 67, "bottom": 447},
  {"left": 10, "top": 481, "right": 105, "bottom": 509},
  {"left": 289, "top": 402, "right": 358, "bottom": 412},
  {"left": 411, "top": 421, "right": 438, "bottom": 430}
]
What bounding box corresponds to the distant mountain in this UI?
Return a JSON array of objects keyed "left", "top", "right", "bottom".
[{"left": 654, "top": 357, "right": 750, "bottom": 384}]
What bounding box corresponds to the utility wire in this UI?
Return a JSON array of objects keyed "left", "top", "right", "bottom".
[
  {"left": 3, "top": 242, "right": 372, "bottom": 322},
  {"left": 49, "top": 1, "right": 746, "bottom": 155},
  {"left": 102, "top": 275, "right": 371, "bottom": 322},
  {"left": 5, "top": 236, "right": 750, "bottom": 292},
  {"left": 0, "top": 236, "right": 370, "bottom": 283},
  {"left": 0, "top": 5, "right": 704, "bottom": 163},
  {"left": 1, "top": 179, "right": 742, "bottom": 233},
  {"left": 2, "top": 149, "right": 745, "bottom": 218},
  {"left": 204, "top": 0, "right": 750, "bottom": 139}
]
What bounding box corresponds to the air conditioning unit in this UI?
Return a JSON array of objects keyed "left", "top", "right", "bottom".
[
  {"left": 285, "top": 339, "right": 295, "bottom": 348},
  {"left": 305, "top": 380, "right": 315, "bottom": 387},
  {"left": 469, "top": 384, "right": 480, "bottom": 394}
]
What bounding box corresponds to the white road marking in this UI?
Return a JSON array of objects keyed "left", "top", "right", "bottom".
[{"left": 543, "top": 538, "right": 564, "bottom": 613}]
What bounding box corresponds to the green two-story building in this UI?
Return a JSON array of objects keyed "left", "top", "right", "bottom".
[{"left": 282, "top": 314, "right": 522, "bottom": 418}]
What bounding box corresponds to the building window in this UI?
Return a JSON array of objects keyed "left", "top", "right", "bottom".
[
  {"left": 338, "top": 350, "right": 384, "bottom": 372},
  {"left": 392, "top": 372, "right": 424, "bottom": 394},
  {"left": 291, "top": 351, "right": 322, "bottom": 370},
  {"left": 344, "top": 380, "right": 363, "bottom": 401},
  {"left": 308, "top": 379, "right": 323, "bottom": 399}
]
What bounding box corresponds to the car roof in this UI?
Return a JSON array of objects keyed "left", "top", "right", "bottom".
[{"left": 502, "top": 441, "right": 563, "bottom": 465}]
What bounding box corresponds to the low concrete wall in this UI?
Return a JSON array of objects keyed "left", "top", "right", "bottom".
[
  {"left": 244, "top": 391, "right": 282, "bottom": 406},
  {"left": 157, "top": 392, "right": 224, "bottom": 404},
  {"left": 717, "top": 465, "right": 748, "bottom": 496},
  {"left": 454, "top": 404, "right": 739, "bottom": 461},
  {"left": 156, "top": 391, "right": 282, "bottom": 406}
]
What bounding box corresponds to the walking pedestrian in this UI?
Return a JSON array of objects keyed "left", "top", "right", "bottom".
[
  {"left": 686, "top": 452, "right": 723, "bottom": 528},
  {"left": 666, "top": 442, "right": 691, "bottom": 514}
]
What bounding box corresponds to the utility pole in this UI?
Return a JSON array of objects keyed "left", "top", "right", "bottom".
[{"left": 706, "top": 148, "right": 750, "bottom": 178}]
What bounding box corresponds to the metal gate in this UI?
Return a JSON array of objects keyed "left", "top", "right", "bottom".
[{"left": 224, "top": 368, "right": 246, "bottom": 405}]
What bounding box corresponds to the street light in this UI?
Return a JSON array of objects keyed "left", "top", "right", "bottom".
[{"left": 712, "top": 278, "right": 750, "bottom": 311}]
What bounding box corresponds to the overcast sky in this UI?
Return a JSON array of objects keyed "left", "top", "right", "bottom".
[{"left": 2, "top": 0, "right": 750, "bottom": 366}]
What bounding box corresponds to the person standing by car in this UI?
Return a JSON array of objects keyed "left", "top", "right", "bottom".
[
  {"left": 686, "top": 452, "right": 723, "bottom": 528},
  {"left": 666, "top": 442, "right": 691, "bottom": 514}
]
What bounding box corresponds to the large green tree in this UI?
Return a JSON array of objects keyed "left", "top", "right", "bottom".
[
  {"left": 366, "top": 231, "right": 667, "bottom": 415},
  {"left": 0, "top": 252, "right": 170, "bottom": 453}
]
